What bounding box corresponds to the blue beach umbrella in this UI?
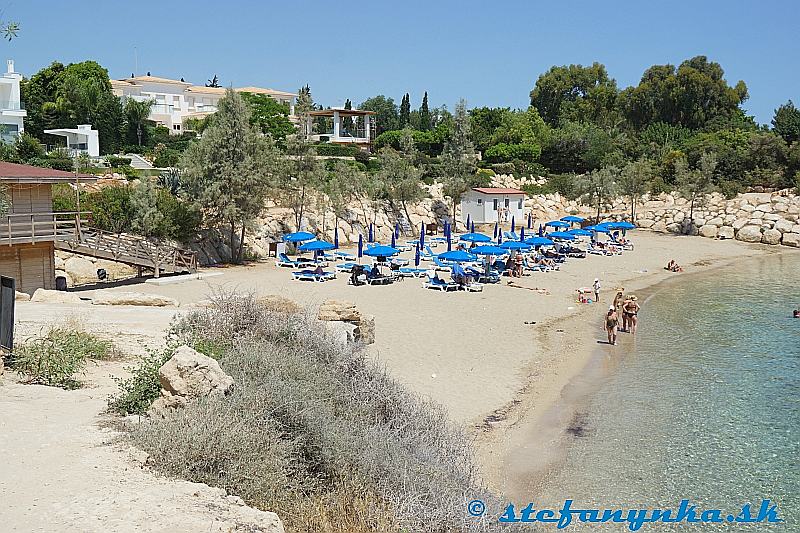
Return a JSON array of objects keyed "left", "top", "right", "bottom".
[
  {"left": 368, "top": 223, "right": 374, "bottom": 243},
  {"left": 391, "top": 231, "right": 396, "bottom": 248},
  {"left": 608, "top": 221, "right": 636, "bottom": 230},
  {"left": 511, "top": 216, "right": 515, "bottom": 233},
  {"left": 525, "top": 236, "right": 554, "bottom": 247},
  {"left": 545, "top": 220, "right": 570, "bottom": 229},
  {"left": 364, "top": 245, "right": 400, "bottom": 257},
  {"left": 298, "top": 240, "right": 335, "bottom": 252},
  {"left": 527, "top": 213, "right": 532, "bottom": 229},
  {"left": 561, "top": 215, "right": 585, "bottom": 224},
  {"left": 500, "top": 240, "right": 531, "bottom": 251},
  {"left": 414, "top": 245, "right": 420, "bottom": 266},
  {"left": 549, "top": 231, "right": 576, "bottom": 241},
  {"left": 520, "top": 227, "right": 525, "bottom": 241},
  {"left": 568, "top": 228, "right": 593, "bottom": 237},
  {"left": 334, "top": 227, "right": 339, "bottom": 249},
  {"left": 585, "top": 225, "right": 611, "bottom": 234},
  {"left": 459, "top": 232, "right": 491, "bottom": 243},
  {"left": 470, "top": 245, "right": 508, "bottom": 256},
  {"left": 358, "top": 234, "right": 364, "bottom": 258},
  {"left": 283, "top": 231, "right": 315, "bottom": 243},
  {"left": 438, "top": 250, "right": 477, "bottom": 262}
]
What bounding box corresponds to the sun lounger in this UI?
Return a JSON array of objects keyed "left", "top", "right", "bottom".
[
  {"left": 433, "top": 256, "right": 456, "bottom": 271},
  {"left": 277, "top": 253, "right": 315, "bottom": 268},
  {"left": 503, "top": 231, "right": 519, "bottom": 241},
  {"left": 390, "top": 257, "right": 410, "bottom": 267},
  {"left": 292, "top": 270, "right": 336, "bottom": 282},
  {"left": 334, "top": 251, "right": 356, "bottom": 261},
  {"left": 398, "top": 267, "right": 428, "bottom": 278},
  {"left": 423, "top": 272, "right": 458, "bottom": 291},
  {"left": 460, "top": 281, "right": 484, "bottom": 292},
  {"left": 420, "top": 245, "right": 436, "bottom": 261},
  {"left": 467, "top": 266, "right": 500, "bottom": 283},
  {"left": 587, "top": 244, "right": 614, "bottom": 256},
  {"left": 335, "top": 262, "right": 358, "bottom": 273},
  {"left": 394, "top": 243, "right": 413, "bottom": 252}
]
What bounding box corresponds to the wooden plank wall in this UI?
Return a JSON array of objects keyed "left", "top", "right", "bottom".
[
  {"left": 0, "top": 242, "right": 55, "bottom": 294},
  {"left": 10, "top": 184, "right": 54, "bottom": 216}
]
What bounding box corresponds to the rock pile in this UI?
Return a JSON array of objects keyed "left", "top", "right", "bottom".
[{"left": 317, "top": 299, "right": 375, "bottom": 345}]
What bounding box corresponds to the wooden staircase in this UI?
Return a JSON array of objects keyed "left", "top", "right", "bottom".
[{"left": 55, "top": 226, "right": 197, "bottom": 277}]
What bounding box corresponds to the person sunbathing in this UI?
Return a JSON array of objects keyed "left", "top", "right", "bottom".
[{"left": 665, "top": 260, "right": 683, "bottom": 272}]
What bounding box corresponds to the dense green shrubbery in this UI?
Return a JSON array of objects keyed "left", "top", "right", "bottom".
[
  {"left": 523, "top": 173, "right": 581, "bottom": 199},
  {"left": 484, "top": 142, "right": 541, "bottom": 163},
  {"left": 124, "top": 294, "right": 501, "bottom": 532},
  {"left": 106, "top": 155, "right": 132, "bottom": 168},
  {"left": 313, "top": 143, "right": 360, "bottom": 157},
  {"left": 108, "top": 347, "right": 171, "bottom": 415},
  {"left": 12, "top": 328, "right": 115, "bottom": 389}
]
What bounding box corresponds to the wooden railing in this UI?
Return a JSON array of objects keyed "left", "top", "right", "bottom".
[{"left": 0, "top": 211, "right": 90, "bottom": 245}]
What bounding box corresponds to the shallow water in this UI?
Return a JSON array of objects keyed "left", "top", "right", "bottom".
[{"left": 536, "top": 254, "right": 800, "bottom": 531}]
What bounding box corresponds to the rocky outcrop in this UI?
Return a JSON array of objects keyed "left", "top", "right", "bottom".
[
  {"left": 317, "top": 300, "right": 375, "bottom": 345},
  {"left": 56, "top": 251, "right": 138, "bottom": 287},
  {"left": 30, "top": 289, "right": 83, "bottom": 304},
  {"left": 148, "top": 345, "right": 234, "bottom": 414},
  {"left": 91, "top": 291, "right": 179, "bottom": 307},
  {"left": 14, "top": 291, "right": 30, "bottom": 301}
]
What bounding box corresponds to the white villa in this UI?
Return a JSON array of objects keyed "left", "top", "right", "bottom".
[
  {"left": 306, "top": 108, "right": 376, "bottom": 149},
  {"left": 43, "top": 124, "right": 100, "bottom": 157},
  {"left": 0, "top": 60, "right": 27, "bottom": 144},
  {"left": 111, "top": 75, "right": 297, "bottom": 134},
  {"left": 460, "top": 187, "right": 527, "bottom": 225}
]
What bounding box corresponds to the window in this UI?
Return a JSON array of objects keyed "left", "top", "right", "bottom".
[
  {"left": 173, "top": 124, "right": 181, "bottom": 130},
  {"left": 493, "top": 199, "right": 498, "bottom": 210},
  {"left": 477, "top": 198, "right": 483, "bottom": 205},
  {"left": 518, "top": 199, "right": 523, "bottom": 209},
  {"left": 504, "top": 198, "right": 510, "bottom": 208}
]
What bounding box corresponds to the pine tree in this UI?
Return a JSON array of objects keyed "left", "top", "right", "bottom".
[
  {"left": 400, "top": 93, "right": 410, "bottom": 127},
  {"left": 295, "top": 84, "right": 314, "bottom": 138},
  {"left": 419, "top": 92, "right": 431, "bottom": 131},
  {"left": 440, "top": 99, "right": 477, "bottom": 225}
]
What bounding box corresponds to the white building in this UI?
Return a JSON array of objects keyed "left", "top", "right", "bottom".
[
  {"left": 0, "top": 60, "right": 27, "bottom": 143},
  {"left": 306, "top": 108, "right": 376, "bottom": 149},
  {"left": 111, "top": 75, "right": 297, "bottom": 134},
  {"left": 43, "top": 124, "right": 100, "bottom": 157},
  {"left": 460, "top": 187, "right": 527, "bottom": 225}
]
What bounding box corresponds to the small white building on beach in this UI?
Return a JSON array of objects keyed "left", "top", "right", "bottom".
[{"left": 460, "top": 187, "right": 527, "bottom": 225}]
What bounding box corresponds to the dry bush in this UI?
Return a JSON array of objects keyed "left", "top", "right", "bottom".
[{"left": 129, "top": 292, "right": 503, "bottom": 532}]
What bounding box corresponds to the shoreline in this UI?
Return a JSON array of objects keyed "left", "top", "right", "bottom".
[{"left": 474, "top": 242, "right": 796, "bottom": 498}]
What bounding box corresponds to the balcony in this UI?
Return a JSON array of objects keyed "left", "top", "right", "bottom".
[{"left": 0, "top": 211, "right": 89, "bottom": 245}]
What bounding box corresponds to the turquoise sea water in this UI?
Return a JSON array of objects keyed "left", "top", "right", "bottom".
[{"left": 537, "top": 253, "right": 799, "bottom": 531}]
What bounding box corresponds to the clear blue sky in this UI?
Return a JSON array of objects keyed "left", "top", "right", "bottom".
[{"left": 5, "top": 0, "right": 799, "bottom": 125}]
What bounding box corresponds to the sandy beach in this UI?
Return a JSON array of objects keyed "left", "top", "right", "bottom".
[{"left": 7, "top": 230, "right": 794, "bottom": 529}]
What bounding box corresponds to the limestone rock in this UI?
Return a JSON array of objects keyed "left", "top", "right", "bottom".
[
  {"left": 64, "top": 256, "right": 100, "bottom": 285},
  {"left": 92, "top": 291, "right": 178, "bottom": 307},
  {"left": 30, "top": 288, "right": 83, "bottom": 304},
  {"left": 736, "top": 225, "right": 763, "bottom": 243},
  {"left": 354, "top": 314, "right": 376, "bottom": 345},
  {"left": 718, "top": 226, "right": 735, "bottom": 240},
  {"left": 323, "top": 321, "right": 357, "bottom": 346},
  {"left": 149, "top": 346, "right": 234, "bottom": 414},
  {"left": 14, "top": 290, "right": 30, "bottom": 301},
  {"left": 698, "top": 225, "right": 718, "bottom": 238},
  {"left": 761, "top": 228, "right": 782, "bottom": 245},
  {"left": 781, "top": 232, "right": 800, "bottom": 247},
  {"left": 318, "top": 300, "right": 361, "bottom": 322}
]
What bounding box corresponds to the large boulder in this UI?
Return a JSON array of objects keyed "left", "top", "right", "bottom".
[
  {"left": 63, "top": 256, "right": 99, "bottom": 285},
  {"left": 736, "top": 225, "right": 763, "bottom": 243},
  {"left": 354, "top": 314, "right": 376, "bottom": 345},
  {"left": 318, "top": 300, "right": 361, "bottom": 322},
  {"left": 149, "top": 345, "right": 234, "bottom": 413},
  {"left": 781, "top": 232, "right": 800, "bottom": 247},
  {"left": 698, "top": 224, "right": 718, "bottom": 238},
  {"left": 30, "top": 288, "right": 83, "bottom": 304},
  {"left": 92, "top": 291, "right": 178, "bottom": 307},
  {"left": 761, "top": 228, "right": 782, "bottom": 245},
  {"left": 718, "top": 226, "right": 735, "bottom": 240}
]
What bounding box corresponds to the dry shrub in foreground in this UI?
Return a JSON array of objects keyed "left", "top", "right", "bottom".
[{"left": 128, "top": 293, "right": 503, "bottom": 532}]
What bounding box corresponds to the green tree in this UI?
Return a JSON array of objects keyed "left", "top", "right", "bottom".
[
  {"left": 676, "top": 152, "right": 717, "bottom": 231},
  {"left": 469, "top": 107, "right": 510, "bottom": 152},
  {"left": 618, "top": 158, "right": 654, "bottom": 220},
  {"left": 399, "top": 93, "right": 411, "bottom": 127},
  {"left": 378, "top": 131, "right": 425, "bottom": 226},
  {"left": 15, "top": 133, "right": 45, "bottom": 162},
  {"left": 295, "top": 84, "right": 314, "bottom": 138},
  {"left": 129, "top": 178, "right": 164, "bottom": 238},
  {"left": 239, "top": 92, "right": 295, "bottom": 143},
  {"left": 440, "top": 99, "right": 477, "bottom": 224},
  {"left": 359, "top": 95, "right": 399, "bottom": 135},
  {"left": 180, "top": 89, "right": 279, "bottom": 263},
  {"left": 277, "top": 137, "right": 324, "bottom": 229},
  {"left": 419, "top": 92, "right": 431, "bottom": 131},
  {"left": 576, "top": 166, "right": 619, "bottom": 222},
  {"left": 124, "top": 98, "right": 154, "bottom": 146},
  {"left": 772, "top": 101, "right": 800, "bottom": 144},
  {"left": 529, "top": 62, "right": 619, "bottom": 127}
]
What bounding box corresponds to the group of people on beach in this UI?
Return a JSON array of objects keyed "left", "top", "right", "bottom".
[{"left": 604, "top": 289, "right": 640, "bottom": 345}]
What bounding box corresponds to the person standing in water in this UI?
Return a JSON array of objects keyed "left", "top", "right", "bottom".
[
  {"left": 605, "top": 305, "right": 619, "bottom": 345},
  {"left": 623, "top": 295, "right": 641, "bottom": 334}
]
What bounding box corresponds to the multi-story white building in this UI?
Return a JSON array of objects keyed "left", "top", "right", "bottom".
[
  {"left": 0, "top": 60, "right": 27, "bottom": 143},
  {"left": 111, "top": 75, "right": 297, "bottom": 134}
]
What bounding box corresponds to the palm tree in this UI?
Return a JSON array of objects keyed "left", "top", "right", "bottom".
[{"left": 124, "top": 98, "right": 154, "bottom": 146}]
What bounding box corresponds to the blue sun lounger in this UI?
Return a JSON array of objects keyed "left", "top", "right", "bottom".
[
  {"left": 423, "top": 272, "right": 458, "bottom": 291},
  {"left": 398, "top": 267, "right": 428, "bottom": 278},
  {"left": 292, "top": 270, "right": 336, "bottom": 282},
  {"left": 277, "top": 253, "right": 315, "bottom": 268}
]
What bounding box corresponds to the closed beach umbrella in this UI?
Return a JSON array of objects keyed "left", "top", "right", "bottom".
[
  {"left": 493, "top": 221, "right": 499, "bottom": 239},
  {"left": 298, "top": 240, "right": 335, "bottom": 252},
  {"left": 545, "top": 220, "right": 570, "bottom": 229},
  {"left": 358, "top": 234, "right": 364, "bottom": 258},
  {"left": 549, "top": 231, "right": 575, "bottom": 241},
  {"left": 525, "top": 236, "right": 554, "bottom": 247},
  {"left": 414, "top": 245, "right": 420, "bottom": 266},
  {"left": 283, "top": 231, "right": 316, "bottom": 243},
  {"left": 459, "top": 232, "right": 491, "bottom": 243},
  {"left": 520, "top": 227, "right": 525, "bottom": 241},
  {"left": 334, "top": 227, "right": 340, "bottom": 249},
  {"left": 466, "top": 214, "right": 471, "bottom": 230},
  {"left": 447, "top": 231, "right": 452, "bottom": 251},
  {"left": 391, "top": 231, "right": 396, "bottom": 248},
  {"left": 471, "top": 245, "right": 507, "bottom": 256},
  {"left": 511, "top": 216, "right": 515, "bottom": 233},
  {"left": 395, "top": 222, "right": 400, "bottom": 238},
  {"left": 368, "top": 223, "right": 374, "bottom": 243},
  {"left": 364, "top": 245, "right": 400, "bottom": 257},
  {"left": 438, "top": 250, "right": 477, "bottom": 262},
  {"left": 420, "top": 222, "right": 425, "bottom": 248},
  {"left": 538, "top": 224, "right": 543, "bottom": 237},
  {"left": 498, "top": 232, "right": 503, "bottom": 244},
  {"left": 500, "top": 240, "right": 531, "bottom": 251},
  {"left": 527, "top": 213, "right": 532, "bottom": 229},
  {"left": 470, "top": 221, "right": 475, "bottom": 233}
]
